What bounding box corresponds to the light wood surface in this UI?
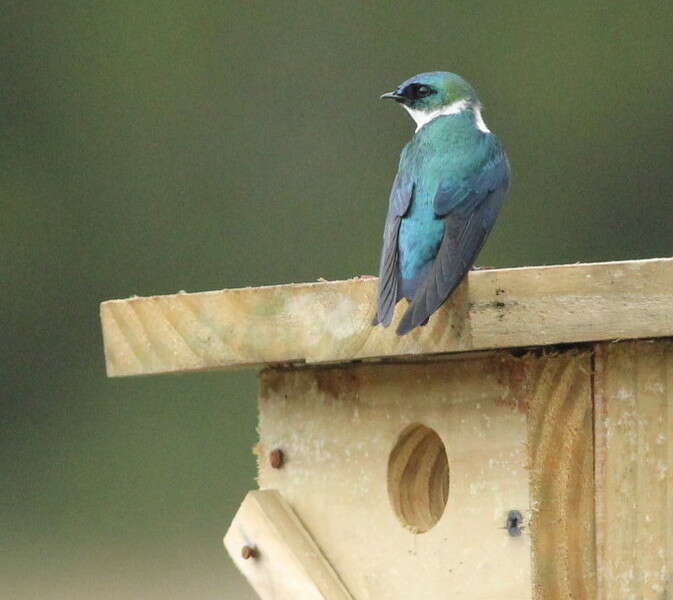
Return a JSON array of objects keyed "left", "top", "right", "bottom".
[
  {"left": 386, "top": 423, "right": 450, "bottom": 533},
  {"left": 100, "top": 256, "right": 673, "bottom": 597},
  {"left": 527, "top": 351, "right": 596, "bottom": 599},
  {"left": 224, "top": 490, "right": 352, "bottom": 600},
  {"left": 594, "top": 341, "right": 673, "bottom": 599},
  {"left": 101, "top": 257, "right": 673, "bottom": 377},
  {"left": 256, "top": 352, "right": 597, "bottom": 599}
]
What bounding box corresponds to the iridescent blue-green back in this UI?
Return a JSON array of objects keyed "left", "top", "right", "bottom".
[
  {"left": 373, "top": 108, "right": 510, "bottom": 335},
  {"left": 397, "top": 111, "right": 504, "bottom": 292}
]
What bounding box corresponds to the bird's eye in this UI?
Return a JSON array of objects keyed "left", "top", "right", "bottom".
[{"left": 416, "top": 85, "right": 431, "bottom": 97}]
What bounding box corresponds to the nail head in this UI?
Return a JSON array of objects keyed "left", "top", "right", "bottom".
[{"left": 270, "top": 448, "right": 284, "bottom": 469}]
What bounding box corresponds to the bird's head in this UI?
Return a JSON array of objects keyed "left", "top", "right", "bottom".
[{"left": 381, "top": 71, "right": 481, "bottom": 131}]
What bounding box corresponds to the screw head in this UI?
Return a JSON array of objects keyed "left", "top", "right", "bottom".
[
  {"left": 270, "top": 448, "right": 284, "bottom": 469},
  {"left": 506, "top": 510, "right": 523, "bottom": 537},
  {"left": 241, "top": 545, "right": 256, "bottom": 560}
]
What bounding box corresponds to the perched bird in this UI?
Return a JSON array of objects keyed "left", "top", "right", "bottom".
[{"left": 373, "top": 71, "right": 510, "bottom": 335}]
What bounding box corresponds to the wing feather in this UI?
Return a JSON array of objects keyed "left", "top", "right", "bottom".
[
  {"left": 372, "top": 172, "right": 414, "bottom": 326},
  {"left": 396, "top": 147, "right": 509, "bottom": 335}
]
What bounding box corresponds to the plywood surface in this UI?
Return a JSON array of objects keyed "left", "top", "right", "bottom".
[{"left": 101, "top": 257, "right": 673, "bottom": 377}]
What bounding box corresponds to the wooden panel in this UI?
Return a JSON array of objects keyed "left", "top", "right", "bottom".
[
  {"left": 255, "top": 352, "right": 594, "bottom": 599},
  {"left": 527, "top": 352, "right": 596, "bottom": 599},
  {"left": 594, "top": 340, "right": 673, "bottom": 599},
  {"left": 101, "top": 257, "right": 673, "bottom": 377},
  {"left": 224, "top": 490, "right": 352, "bottom": 600}
]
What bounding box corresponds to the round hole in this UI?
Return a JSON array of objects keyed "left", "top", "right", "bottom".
[{"left": 387, "top": 424, "right": 449, "bottom": 533}]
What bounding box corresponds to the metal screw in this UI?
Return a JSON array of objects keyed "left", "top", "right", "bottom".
[
  {"left": 506, "top": 510, "right": 523, "bottom": 537},
  {"left": 270, "top": 448, "right": 284, "bottom": 469},
  {"left": 241, "top": 545, "right": 256, "bottom": 560}
]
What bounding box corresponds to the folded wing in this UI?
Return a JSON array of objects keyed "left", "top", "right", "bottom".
[
  {"left": 373, "top": 171, "right": 414, "bottom": 326},
  {"left": 396, "top": 145, "right": 510, "bottom": 335}
]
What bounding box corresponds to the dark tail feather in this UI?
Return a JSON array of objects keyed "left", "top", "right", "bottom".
[{"left": 396, "top": 296, "right": 434, "bottom": 335}]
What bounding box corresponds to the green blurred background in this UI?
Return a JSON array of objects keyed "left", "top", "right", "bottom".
[{"left": 3, "top": 1, "right": 672, "bottom": 598}]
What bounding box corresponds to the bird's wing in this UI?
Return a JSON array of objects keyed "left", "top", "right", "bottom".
[
  {"left": 396, "top": 145, "right": 510, "bottom": 335},
  {"left": 373, "top": 170, "right": 414, "bottom": 326}
]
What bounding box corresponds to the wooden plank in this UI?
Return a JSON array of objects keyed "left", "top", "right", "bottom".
[
  {"left": 256, "top": 353, "right": 595, "bottom": 599},
  {"left": 224, "top": 489, "right": 353, "bottom": 600},
  {"left": 594, "top": 340, "right": 673, "bottom": 599},
  {"left": 101, "top": 257, "right": 673, "bottom": 376},
  {"left": 527, "top": 351, "right": 596, "bottom": 599},
  {"left": 255, "top": 352, "right": 595, "bottom": 599}
]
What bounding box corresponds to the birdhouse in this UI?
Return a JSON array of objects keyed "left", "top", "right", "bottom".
[{"left": 100, "top": 257, "right": 673, "bottom": 599}]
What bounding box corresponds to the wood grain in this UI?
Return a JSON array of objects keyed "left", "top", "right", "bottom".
[
  {"left": 257, "top": 354, "right": 563, "bottom": 599},
  {"left": 101, "top": 257, "right": 673, "bottom": 377},
  {"left": 594, "top": 340, "right": 673, "bottom": 599},
  {"left": 527, "top": 351, "right": 596, "bottom": 599},
  {"left": 253, "top": 352, "right": 598, "bottom": 599},
  {"left": 224, "top": 489, "right": 353, "bottom": 600}
]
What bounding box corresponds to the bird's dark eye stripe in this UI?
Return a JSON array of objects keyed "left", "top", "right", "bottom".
[{"left": 405, "top": 84, "right": 434, "bottom": 99}]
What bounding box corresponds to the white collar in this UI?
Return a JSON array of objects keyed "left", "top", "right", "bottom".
[{"left": 403, "top": 100, "right": 490, "bottom": 133}]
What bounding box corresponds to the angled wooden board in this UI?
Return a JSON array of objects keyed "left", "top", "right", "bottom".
[
  {"left": 224, "top": 490, "right": 352, "bottom": 600},
  {"left": 101, "top": 257, "right": 673, "bottom": 377}
]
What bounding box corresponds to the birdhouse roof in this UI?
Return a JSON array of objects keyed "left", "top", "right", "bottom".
[{"left": 100, "top": 257, "right": 673, "bottom": 377}]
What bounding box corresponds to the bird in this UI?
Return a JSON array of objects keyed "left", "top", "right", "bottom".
[{"left": 372, "top": 71, "right": 510, "bottom": 335}]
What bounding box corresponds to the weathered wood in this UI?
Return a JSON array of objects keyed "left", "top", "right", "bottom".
[
  {"left": 224, "top": 489, "right": 352, "bottom": 600},
  {"left": 255, "top": 352, "right": 596, "bottom": 599},
  {"left": 101, "top": 257, "right": 673, "bottom": 377},
  {"left": 594, "top": 340, "right": 673, "bottom": 599},
  {"left": 527, "top": 352, "right": 596, "bottom": 599}
]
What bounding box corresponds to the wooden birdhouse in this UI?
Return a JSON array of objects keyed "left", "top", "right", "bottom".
[{"left": 100, "top": 258, "right": 673, "bottom": 599}]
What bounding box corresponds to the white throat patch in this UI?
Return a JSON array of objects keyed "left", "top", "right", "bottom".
[
  {"left": 473, "top": 105, "right": 491, "bottom": 133},
  {"left": 404, "top": 99, "right": 491, "bottom": 134}
]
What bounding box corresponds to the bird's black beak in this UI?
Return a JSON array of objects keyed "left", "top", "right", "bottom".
[{"left": 380, "top": 91, "right": 406, "bottom": 103}]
